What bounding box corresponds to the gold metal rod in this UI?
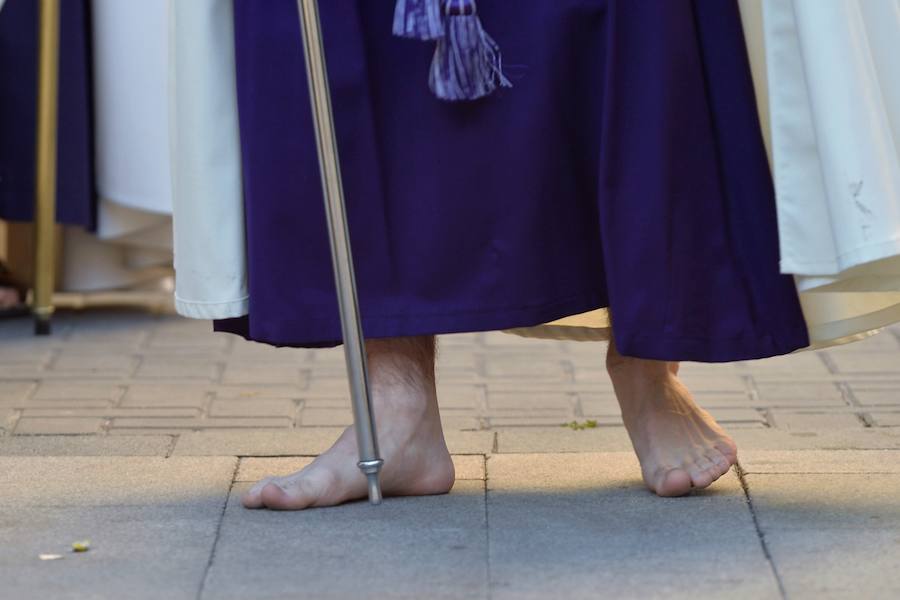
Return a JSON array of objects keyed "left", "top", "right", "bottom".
[{"left": 33, "top": 0, "right": 60, "bottom": 335}]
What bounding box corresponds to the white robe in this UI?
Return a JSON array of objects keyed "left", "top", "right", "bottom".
[
  {"left": 750, "top": 0, "right": 900, "bottom": 345},
  {"left": 167, "top": 0, "right": 900, "bottom": 348},
  {"left": 63, "top": 0, "right": 173, "bottom": 293},
  {"left": 168, "top": 0, "right": 248, "bottom": 319}
]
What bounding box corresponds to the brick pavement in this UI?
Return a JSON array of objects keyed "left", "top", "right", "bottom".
[{"left": 1, "top": 308, "right": 898, "bottom": 439}]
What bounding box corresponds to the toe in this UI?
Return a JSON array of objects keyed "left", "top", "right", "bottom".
[
  {"left": 715, "top": 439, "right": 738, "bottom": 463},
  {"left": 706, "top": 450, "right": 732, "bottom": 474},
  {"left": 241, "top": 477, "right": 275, "bottom": 509},
  {"left": 259, "top": 481, "right": 306, "bottom": 510},
  {"left": 688, "top": 465, "right": 715, "bottom": 490},
  {"left": 260, "top": 481, "right": 315, "bottom": 511},
  {"left": 654, "top": 468, "right": 693, "bottom": 497}
]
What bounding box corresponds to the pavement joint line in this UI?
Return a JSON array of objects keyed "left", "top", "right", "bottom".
[
  {"left": 164, "top": 434, "right": 179, "bottom": 458},
  {"left": 838, "top": 382, "right": 875, "bottom": 427},
  {"left": 817, "top": 350, "right": 839, "bottom": 374},
  {"left": 734, "top": 461, "right": 787, "bottom": 600},
  {"left": 196, "top": 457, "right": 240, "bottom": 600},
  {"left": 483, "top": 455, "right": 493, "bottom": 600}
]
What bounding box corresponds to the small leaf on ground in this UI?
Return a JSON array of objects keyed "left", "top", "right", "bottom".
[{"left": 71, "top": 541, "right": 91, "bottom": 553}]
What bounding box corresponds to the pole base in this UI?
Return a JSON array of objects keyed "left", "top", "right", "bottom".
[
  {"left": 34, "top": 316, "right": 51, "bottom": 336},
  {"left": 358, "top": 459, "right": 385, "bottom": 505}
]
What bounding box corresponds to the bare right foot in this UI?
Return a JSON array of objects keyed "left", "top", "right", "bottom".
[
  {"left": 242, "top": 336, "right": 455, "bottom": 510},
  {"left": 607, "top": 341, "right": 738, "bottom": 497}
]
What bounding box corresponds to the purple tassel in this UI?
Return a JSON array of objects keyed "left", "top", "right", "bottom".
[
  {"left": 392, "top": 0, "right": 444, "bottom": 40},
  {"left": 427, "top": 0, "right": 511, "bottom": 101}
]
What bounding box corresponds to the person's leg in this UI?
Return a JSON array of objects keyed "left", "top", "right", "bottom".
[
  {"left": 242, "top": 335, "right": 454, "bottom": 510},
  {"left": 607, "top": 339, "right": 737, "bottom": 497}
]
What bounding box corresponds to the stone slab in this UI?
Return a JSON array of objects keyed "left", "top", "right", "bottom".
[
  {"left": 486, "top": 453, "right": 779, "bottom": 599},
  {"left": 0, "top": 456, "right": 236, "bottom": 507},
  {"left": 201, "top": 480, "right": 487, "bottom": 600},
  {"left": 746, "top": 473, "right": 900, "bottom": 598},
  {"left": 0, "top": 435, "right": 172, "bottom": 456},
  {"left": 173, "top": 430, "right": 494, "bottom": 456},
  {"left": 739, "top": 449, "right": 900, "bottom": 473},
  {"left": 0, "top": 505, "right": 222, "bottom": 600},
  {"left": 495, "top": 427, "right": 634, "bottom": 453}
]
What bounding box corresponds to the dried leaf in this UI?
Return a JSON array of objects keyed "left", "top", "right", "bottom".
[{"left": 71, "top": 540, "right": 91, "bottom": 553}]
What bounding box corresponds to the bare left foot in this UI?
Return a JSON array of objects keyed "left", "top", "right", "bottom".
[
  {"left": 607, "top": 341, "right": 737, "bottom": 497},
  {"left": 241, "top": 336, "right": 454, "bottom": 510}
]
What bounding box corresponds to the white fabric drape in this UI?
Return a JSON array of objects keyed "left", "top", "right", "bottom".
[
  {"left": 168, "top": 0, "right": 248, "bottom": 319},
  {"left": 63, "top": 0, "right": 173, "bottom": 293},
  {"left": 749, "top": 0, "right": 900, "bottom": 345}
]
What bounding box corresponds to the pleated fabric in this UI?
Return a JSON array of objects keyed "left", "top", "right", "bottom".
[{"left": 215, "top": 0, "right": 809, "bottom": 362}]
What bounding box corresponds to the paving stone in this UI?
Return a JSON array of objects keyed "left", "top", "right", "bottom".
[
  {"left": 0, "top": 435, "right": 172, "bottom": 456},
  {"left": 32, "top": 382, "right": 122, "bottom": 402},
  {"left": 221, "top": 365, "right": 309, "bottom": 386},
  {"left": 0, "top": 381, "right": 35, "bottom": 403},
  {"left": 739, "top": 449, "right": 900, "bottom": 473},
  {"left": 213, "top": 385, "right": 302, "bottom": 400},
  {"left": 769, "top": 411, "right": 865, "bottom": 430},
  {"left": 483, "top": 356, "right": 569, "bottom": 380},
  {"left": 0, "top": 456, "right": 236, "bottom": 507},
  {"left": 674, "top": 370, "right": 749, "bottom": 393},
  {"left": 51, "top": 353, "right": 137, "bottom": 376},
  {"left": 173, "top": 430, "right": 348, "bottom": 456},
  {"left": 1, "top": 505, "right": 221, "bottom": 600},
  {"left": 121, "top": 384, "right": 211, "bottom": 408},
  {"left": 19, "top": 408, "right": 199, "bottom": 419},
  {"left": 486, "top": 391, "right": 575, "bottom": 412},
  {"left": 439, "top": 415, "right": 482, "bottom": 430},
  {"left": 707, "top": 407, "right": 766, "bottom": 424},
  {"left": 753, "top": 380, "right": 848, "bottom": 407},
  {"left": 496, "top": 427, "right": 634, "bottom": 453},
  {"left": 14, "top": 417, "right": 105, "bottom": 435},
  {"left": 109, "top": 417, "right": 292, "bottom": 430},
  {"left": 209, "top": 399, "right": 297, "bottom": 418},
  {"left": 487, "top": 453, "right": 779, "bottom": 599},
  {"left": 134, "top": 357, "right": 219, "bottom": 380},
  {"left": 202, "top": 480, "right": 487, "bottom": 600},
  {"left": 434, "top": 384, "right": 482, "bottom": 409},
  {"left": 578, "top": 398, "right": 621, "bottom": 417},
  {"left": 171, "top": 429, "right": 494, "bottom": 456},
  {"left": 741, "top": 352, "right": 831, "bottom": 377},
  {"left": 490, "top": 416, "right": 594, "bottom": 428},
  {"left": 849, "top": 382, "right": 900, "bottom": 406},
  {"left": 300, "top": 407, "right": 354, "bottom": 426},
  {"left": 746, "top": 473, "right": 900, "bottom": 598},
  {"left": 730, "top": 427, "right": 900, "bottom": 450},
  {"left": 867, "top": 412, "right": 900, "bottom": 427},
  {"left": 826, "top": 352, "right": 900, "bottom": 374}
]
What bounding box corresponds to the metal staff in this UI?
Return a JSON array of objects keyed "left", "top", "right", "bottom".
[
  {"left": 33, "top": 0, "right": 60, "bottom": 335},
  {"left": 296, "top": 0, "right": 384, "bottom": 505}
]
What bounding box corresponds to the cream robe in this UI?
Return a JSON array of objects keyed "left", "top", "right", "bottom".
[
  {"left": 168, "top": 0, "right": 248, "bottom": 319},
  {"left": 168, "top": 0, "right": 900, "bottom": 348}
]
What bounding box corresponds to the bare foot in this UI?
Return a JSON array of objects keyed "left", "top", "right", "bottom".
[
  {"left": 0, "top": 286, "right": 20, "bottom": 309},
  {"left": 606, "top": 341, "right": 737, "bottom": 497},
  {"left": 242, "top": 336, "right": 454, "bottom": 510}
]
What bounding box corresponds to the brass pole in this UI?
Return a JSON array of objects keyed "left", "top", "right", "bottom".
[
  {"left": 296, "top": 0, "right": 384, "bottom": 504},
  {"left": 33, "top": 0, "right": 60, "bottom": 335}
]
